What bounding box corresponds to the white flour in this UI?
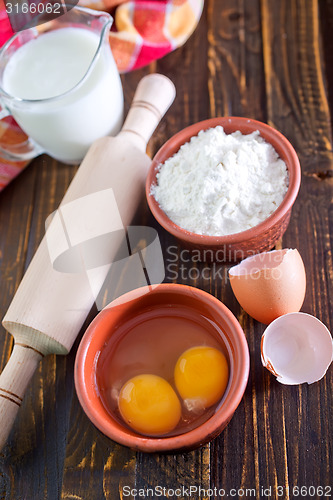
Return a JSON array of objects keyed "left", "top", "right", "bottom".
[{"left": 150, "top": 126, "right": 289, "bottom": 236}]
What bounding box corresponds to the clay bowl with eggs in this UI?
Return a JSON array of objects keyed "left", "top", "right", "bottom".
[
  {"left": 146, "top": 117, "right": 301, "bottom": 262},
  {"left": 74, "top": 284, "right": 250, "bottom": 453}
]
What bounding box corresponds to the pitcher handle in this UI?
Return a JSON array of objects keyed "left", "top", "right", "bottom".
[{"left": 0, "top": 106, "right": 44, "bottom": 161}]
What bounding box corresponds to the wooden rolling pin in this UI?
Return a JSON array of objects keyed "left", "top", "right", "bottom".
[{"left": 0, "top": 73, "right": 176, "bottom": 450}]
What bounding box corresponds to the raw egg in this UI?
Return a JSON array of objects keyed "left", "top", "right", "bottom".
[
  {"left": 118, "top": 374, "right": 181, "bottom": 436},
  {"left": 229, "top": 249, "right": 306, "bottom": 324},
  {"left": 261, "top": 312, "right": 333, "bottom": 384},
  {"left": 174, "top": 346, "right": 229, "bottom": 411}
]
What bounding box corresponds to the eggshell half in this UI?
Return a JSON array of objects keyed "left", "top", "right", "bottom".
[
  {"left": 229, "top": 249, "right": 306, "bottom": 324},
  {"left": 261, "top": 312, "right": 333, "bottom": 384}
]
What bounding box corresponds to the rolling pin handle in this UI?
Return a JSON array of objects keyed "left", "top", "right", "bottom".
[
  {"left": 118, "top": 73, "right": 176, "bottom": 151},
  {"left": 0, "top": 343, "right": 43, "bottom": 450}
]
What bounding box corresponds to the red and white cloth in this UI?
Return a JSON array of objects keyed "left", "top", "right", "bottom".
[{"left": 0, "top": 0, "right": 203, "bottom": 191}]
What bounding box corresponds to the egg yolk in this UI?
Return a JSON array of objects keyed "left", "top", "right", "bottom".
[
  {"left": 118, "top": 374, "right": 181, "bottom": 436},
  {"left": 174, "top": 346, "right": 229, "bottom": 411}
]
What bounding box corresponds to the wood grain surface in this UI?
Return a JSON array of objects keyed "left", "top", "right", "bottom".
[{"left": 0, "top": 0, "right": 332, "bottom": 499}]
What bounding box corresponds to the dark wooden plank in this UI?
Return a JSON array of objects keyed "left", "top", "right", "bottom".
[
  {"left": 257, "top": 0, "right": 333, "bottom": 497},
  {"left": 0, "top": 162, "right": 39, "bottom": 498},
  {"left": 0, "top": 154, "right": 78, "bottom": 499},
  {"left": 319, "top": 0, "right": 333, "bottom": 130},
  {"left": 206, "top": 0, "right": 266, "bottom": 120},
  {"left": 261, "top": 0, "right": 333, "bottom": 175}
]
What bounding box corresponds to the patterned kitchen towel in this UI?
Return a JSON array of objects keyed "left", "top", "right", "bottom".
[{"left": 0, "top": 0, "right": 203, "bottom": 191}]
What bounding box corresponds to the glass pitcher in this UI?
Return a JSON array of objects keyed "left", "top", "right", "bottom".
[{"left": 0, "top": 6, "right": 124, "bottom": 164}]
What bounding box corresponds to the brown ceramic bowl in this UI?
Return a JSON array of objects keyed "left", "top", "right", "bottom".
[
  {"left": 74, "top": 284, "right": 250, "bottom": 453},
  {"left": 146, "top": 117, "right": 301, "bottom": 261}
]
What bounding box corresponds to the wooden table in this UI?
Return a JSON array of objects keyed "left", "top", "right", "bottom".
[{"left": 0, "top": 1, "right": 332, "bottom": 498}]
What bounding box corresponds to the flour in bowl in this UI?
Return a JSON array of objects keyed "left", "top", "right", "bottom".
[{"left": 150, "top": 126, "right": 289, "bottom": 236}]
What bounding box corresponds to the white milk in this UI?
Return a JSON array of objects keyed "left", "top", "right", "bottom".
[{"left": 2, "top": 28, "right": 123, "bottom": 163}]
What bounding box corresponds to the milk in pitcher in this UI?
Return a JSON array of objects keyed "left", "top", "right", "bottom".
[{"left": 2, "top": 27, "right": 123, "bottom": 163}]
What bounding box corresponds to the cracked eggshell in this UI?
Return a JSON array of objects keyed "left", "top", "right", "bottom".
[
  {"left": 261, "top": 312, "right": 333, "bottom": 384},
  {"left": 228, "top": 249, "right": 306, "bottom": 324}
]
